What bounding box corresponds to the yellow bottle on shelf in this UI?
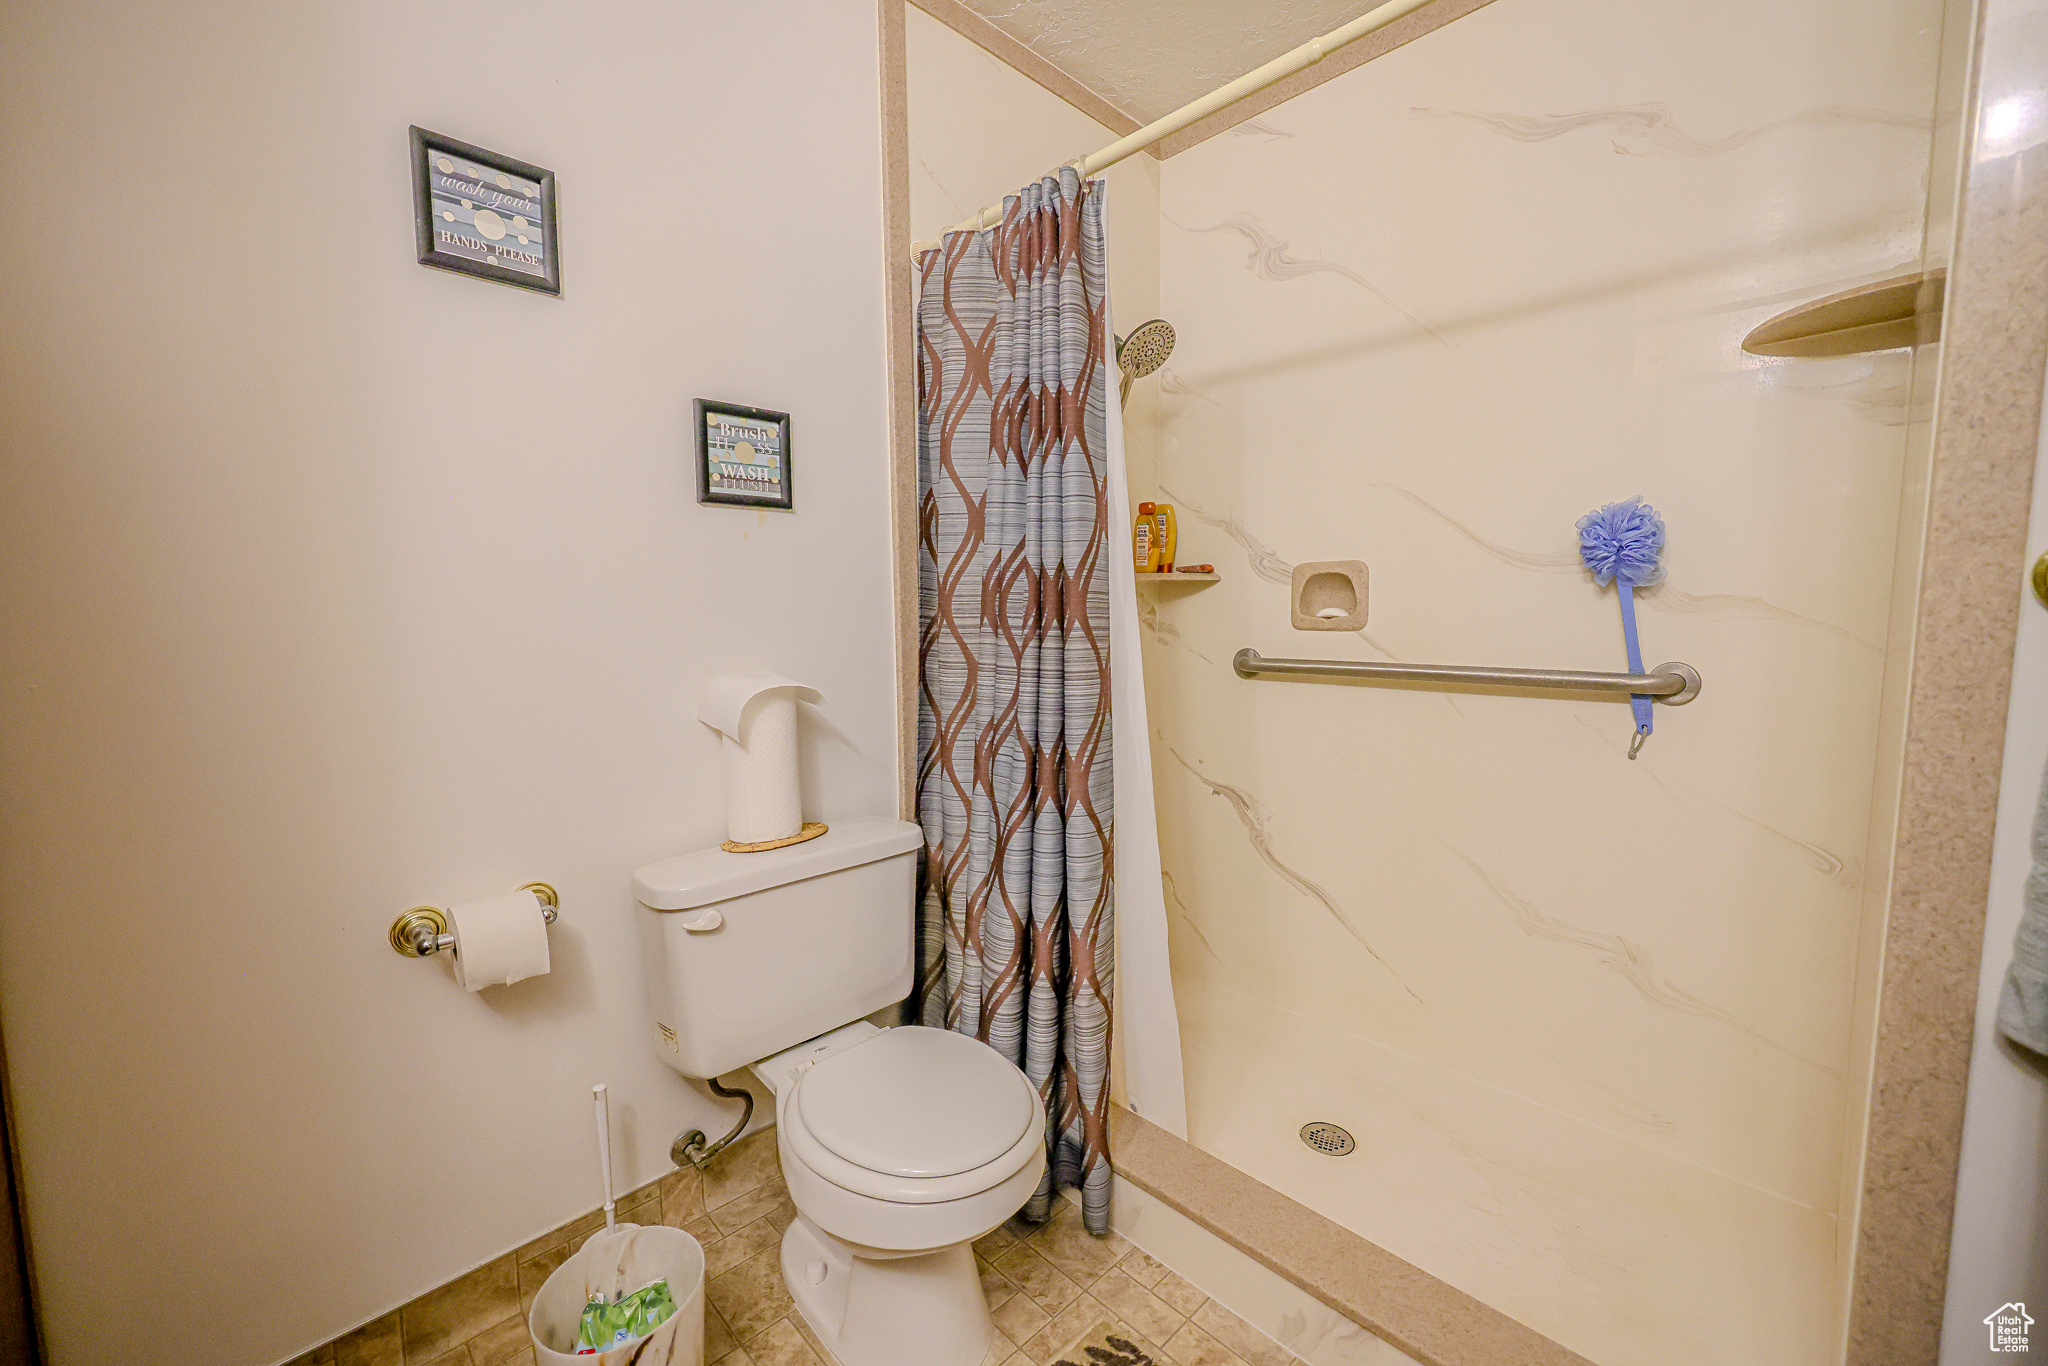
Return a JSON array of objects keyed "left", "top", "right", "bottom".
[
  {"left": 1153, "top": 503, "right": 1177, "bottom": 573},
  {"left": 1134, "top": 501, "right": 1159, "bottom": 573}
]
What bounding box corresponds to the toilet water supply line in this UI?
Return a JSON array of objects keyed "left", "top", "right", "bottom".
[
  {"left": 673, "top": 1076, "right": 755, "bottom": 1171},
  {"left": 596, "top": 1077, "right": 754, "bottom": 1217},
  {"left": 1577, "top": 498, "right": 1668, "bottom": 759}
]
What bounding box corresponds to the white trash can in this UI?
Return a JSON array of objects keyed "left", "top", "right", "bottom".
[{"left": 528, "top": 1223, "right": 705, "bottom": 1366}]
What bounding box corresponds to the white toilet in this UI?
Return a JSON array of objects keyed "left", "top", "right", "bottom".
[{"left": 634, "top": 818, "right": 1045, "bottom": 1366}]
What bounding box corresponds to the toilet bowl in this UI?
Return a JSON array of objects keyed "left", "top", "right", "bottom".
[{"left": 756, "top": 1024, "right": 1045, "bottom": 1366}]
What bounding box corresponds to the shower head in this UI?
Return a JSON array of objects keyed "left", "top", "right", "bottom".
[
  {"left": 1118, "top": 319, "right": 1176, "bottom": 379},
  {"left": 1116, "top": 319, "right": 1176, "bottom": 403}
]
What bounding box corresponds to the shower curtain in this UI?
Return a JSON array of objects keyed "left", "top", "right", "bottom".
[{"left": 913, "top": 167, "right": 1117, "bottom": 1233}]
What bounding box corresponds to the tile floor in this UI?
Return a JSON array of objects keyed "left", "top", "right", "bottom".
[{"left": 293, "top": 1128, "right": 1293, "bottom": 1366}]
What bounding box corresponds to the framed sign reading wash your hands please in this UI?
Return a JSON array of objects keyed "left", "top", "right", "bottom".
[{"left": 410, "top": 126, "right": 560, "bottom": 295}]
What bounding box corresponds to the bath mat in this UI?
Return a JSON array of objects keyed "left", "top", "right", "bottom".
[{"left": 1052, "top": 1318, "right": 1159, "bottom": 1366}]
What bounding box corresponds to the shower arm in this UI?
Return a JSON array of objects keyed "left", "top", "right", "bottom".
[
  {"left": 1233, "top": 649, "right": 1702, "bottom": 703},
  {"left": 910, "top": 0, "right": 1438, "bottom": 255}
]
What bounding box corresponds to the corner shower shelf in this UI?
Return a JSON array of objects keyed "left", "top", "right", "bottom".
[
  {"left": 1741, "top": 268, "right": 1945, "bottom": 357},
  {"left": 1135, "top": 571, "right": 1219, "bottom": 587}
]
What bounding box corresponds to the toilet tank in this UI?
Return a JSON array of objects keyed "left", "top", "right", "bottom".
[{"left": 633, "top": 817, "right": 922, "bottom": 1080}]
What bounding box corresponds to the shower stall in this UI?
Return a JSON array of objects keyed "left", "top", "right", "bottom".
[{"left": 899, "top": 0, "right": 1986, "bottom": 1359}]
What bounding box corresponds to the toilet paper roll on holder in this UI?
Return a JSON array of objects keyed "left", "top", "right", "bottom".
[{"left": 389, "top": 882, "right": 559, "bottom": 958}]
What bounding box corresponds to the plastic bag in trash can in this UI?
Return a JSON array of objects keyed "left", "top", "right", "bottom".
[
  {"left": 576, "top": 1279, "right": 678, "bottom": 1352},
  {"left": 530, "top": 1224, "right": 706, "bottom": 1366}
]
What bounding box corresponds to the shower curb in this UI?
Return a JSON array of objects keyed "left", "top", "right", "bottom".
[{"left": 1108, "top": 1105, "right": 1592, "bottom": 1366}]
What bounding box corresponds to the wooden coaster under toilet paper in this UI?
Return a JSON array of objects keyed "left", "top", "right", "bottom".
[{"left": 721, "top": 821, "right": 828, "bottom": 854}]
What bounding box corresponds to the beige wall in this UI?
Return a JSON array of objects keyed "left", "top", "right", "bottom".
[
  {"left": 0, "top": 4, "right": 897, "bottom": 1363},
  {"left": 1138, "top": 1, "right": 1945, "bottom": 1363}
]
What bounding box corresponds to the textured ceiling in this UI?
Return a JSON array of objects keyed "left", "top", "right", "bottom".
[{"left": 953, "top": 0, "right": 1391, "bottom": 123}]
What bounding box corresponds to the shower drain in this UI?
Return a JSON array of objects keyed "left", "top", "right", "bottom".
[{"left": 1299, "top": 1121, "right": 1356, "bottom": 1156}]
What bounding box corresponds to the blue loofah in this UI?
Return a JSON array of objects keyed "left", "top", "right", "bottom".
[
  {"left": 1578, "top": 497, "right": 1666, "bottom": 757},
  {"left": 1576, "top": 497, "right": 1666, "bottom": 589}
]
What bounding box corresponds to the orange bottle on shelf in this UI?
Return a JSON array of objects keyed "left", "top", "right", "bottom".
[
  {"left": 1153, "top": 503, "right": 1177, "bottom": 573},
  {"left": 1134, "top": 501, "right": 1159, "bottom": 573}
]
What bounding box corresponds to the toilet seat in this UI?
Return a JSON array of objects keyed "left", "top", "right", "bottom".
[{"left": 781, "top": 1027, "right": 1044, "bottom": 1205}]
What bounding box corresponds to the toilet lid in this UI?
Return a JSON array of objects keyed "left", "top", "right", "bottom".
[{"left": 793, "top": 1026, "right": 1039, "bottom": 1180}]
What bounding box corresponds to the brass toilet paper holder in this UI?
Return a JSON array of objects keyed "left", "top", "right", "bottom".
[{"left": 389, "top": 882, "right": 559, "bottom": 958}]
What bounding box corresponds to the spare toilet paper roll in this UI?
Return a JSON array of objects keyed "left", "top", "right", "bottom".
[
  {"left": 449, "top": 889, "right": 551, "bottom": 991},
  {"left": 699, "top": 673, "right": 823, "bottom": 845}
]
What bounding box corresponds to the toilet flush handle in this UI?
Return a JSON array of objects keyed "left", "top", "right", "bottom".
[{"left": 677, "top": 908, "right": 723, "bottom": 933}]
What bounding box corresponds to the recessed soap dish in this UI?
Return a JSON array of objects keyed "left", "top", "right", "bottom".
[{"left": 1291, "top": 561, "right": 1368, "bottom": 631}]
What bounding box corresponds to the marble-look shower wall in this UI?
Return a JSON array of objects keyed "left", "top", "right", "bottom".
[{"left": 1138, "top": 2, "right": 1943, "bottom": 1363}]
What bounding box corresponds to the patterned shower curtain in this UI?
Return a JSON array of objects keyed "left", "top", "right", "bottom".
[{"left": 913, "top": 167, "right": 1115, "bottom": 1234}]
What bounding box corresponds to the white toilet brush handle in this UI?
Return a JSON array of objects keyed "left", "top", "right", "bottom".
[{"left": 593, "top": 1083, "right": 618, "bottom": 1234}]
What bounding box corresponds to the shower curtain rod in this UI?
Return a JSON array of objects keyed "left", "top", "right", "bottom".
[{"left": 909, "top": 0, "right": 1437, "bottom": 256}]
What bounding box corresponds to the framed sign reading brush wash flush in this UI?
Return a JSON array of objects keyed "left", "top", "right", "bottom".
[
  {"left": 696, "top": 399, "right": 793, "bottom": 510},
  {"left": 410, "top": 127, "right": 560, "bottom": 295}
]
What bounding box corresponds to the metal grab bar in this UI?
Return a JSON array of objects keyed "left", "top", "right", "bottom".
[{"left": 1233, "top": 649, "right": 1703, "bottom": 704}]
